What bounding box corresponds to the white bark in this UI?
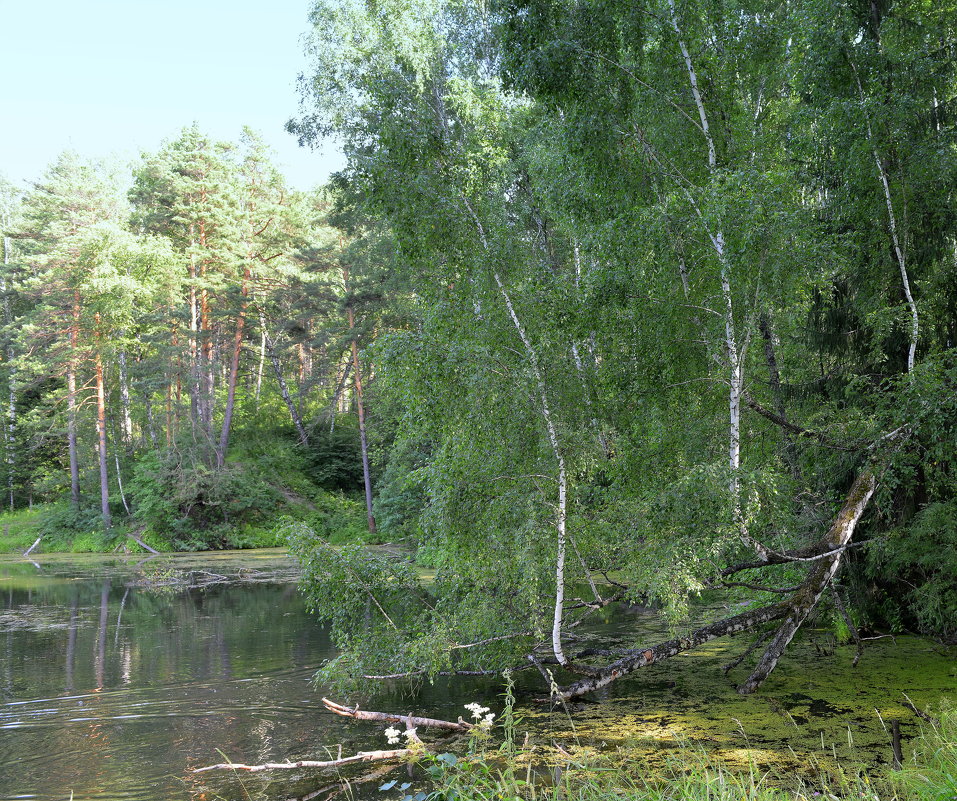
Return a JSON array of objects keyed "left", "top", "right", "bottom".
[
  {"left": 852, "top": 65, "right": 918, "bottom": 373},
  {"left": 117, "top": 346, "right": 133, "bottom": 450},
  {"left": 2, "top": 235, "right": 16, "bottom": 509},
  {"left": 669, "top": 0, "right": 752, "bottom": 548},
  {"left": 494, "top": 272, "right": 569, "bottom": 666},
  {"left": 255, "top": 326, "right": 266, "bottom": 407},
  {"left": 463, "top": 197, "right": 570, "bottom": 667}
]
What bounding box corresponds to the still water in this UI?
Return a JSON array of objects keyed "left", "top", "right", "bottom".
[
  {"left": 0, "top": 550, "right": 476, "bottom": 801},
  {"left": 2, "top": 549, "right": 956, "bottom": 801}
]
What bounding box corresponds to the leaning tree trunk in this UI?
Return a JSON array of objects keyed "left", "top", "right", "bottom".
[
  {"left": 261, "top": 316, "right": 309, "bottom": 446},
  {"left": 737, "top": 467, "right": 876, "bottom": 693},
  {"left": 459, "top": 196, "right": 571, "bottom": 667}
]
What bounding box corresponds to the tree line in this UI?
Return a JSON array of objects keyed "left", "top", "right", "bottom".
[{"left": 0, "top": 126, "right": 385, "bottom": 547}]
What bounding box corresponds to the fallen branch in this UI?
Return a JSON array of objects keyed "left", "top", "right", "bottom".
[
  {"left": 23, "top": 535, "right": 42, "bottom": 557},
  {"left": 322, "top": 697, "right": 473, "bottom": 731},
  {"left": 128, "top": 529, "right": 160, "bottom": 555},
  {"left": 720, "top": 540, "right": 868, "bottom": 577},
  {"left": 557, "top": 464, "right": 878, "bottom": 699},
  {"left": 196, "top": 698, "right": 471, "bottom": 776},
  {"left": 194, "top": 748, "right": 412, "bottom": 774},
  {"left": 744, "top": 395, "right": 855, "bottom": 451},
  {"left": 558, "top": 600, "right": 791, "bottom": 699}
]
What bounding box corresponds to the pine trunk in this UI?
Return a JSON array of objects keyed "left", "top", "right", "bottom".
[{"left": 2, "top": 235, "right": 16, "bottom": 509}]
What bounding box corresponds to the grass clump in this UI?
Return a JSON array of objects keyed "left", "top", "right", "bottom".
[{"left": 896, "top": 706, "right": 957, "bottom": 801}]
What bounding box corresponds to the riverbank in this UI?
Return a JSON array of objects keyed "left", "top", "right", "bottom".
[{"left": 0, "top": 488, "right": 382, "bottom": 555}]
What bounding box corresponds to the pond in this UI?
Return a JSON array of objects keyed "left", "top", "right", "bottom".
[{"left": 1, "top": 549, "right": 955, "bottom": 800}]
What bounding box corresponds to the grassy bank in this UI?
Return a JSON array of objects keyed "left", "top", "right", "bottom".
[{"left": 420, "top": 705, "right": 957, "bottom": 801}]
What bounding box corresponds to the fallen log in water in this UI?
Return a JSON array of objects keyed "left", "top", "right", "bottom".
[
  {"left": 322, "top": 697, "right": 473, "bottom": 731},
  {"left": 193, "top": 698, "right": 469, "bottom": 774},
  {"left": 193, "top": 748, "right": 412, "bottom": 774}
]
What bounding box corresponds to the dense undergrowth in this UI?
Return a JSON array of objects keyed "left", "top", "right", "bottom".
[{"left": 0, "top": 420, "right": 387, "bottom": 554}]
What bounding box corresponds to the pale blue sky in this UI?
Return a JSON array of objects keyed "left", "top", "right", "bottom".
[{"left": 0, "top": 0, "right": 344, "bottom": 190}]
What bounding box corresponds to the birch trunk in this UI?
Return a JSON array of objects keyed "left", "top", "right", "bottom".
[
  {"left": 94, "top": 333, "right": 112, "bottom": 529},
  {"left": 2, "top": 235, "right": 16, "bottom": 509},
  {"left": 848, "top": 63, "right": 918, "bottom": 373},
  {"left": 669, "top": 0, "right": 754, "bottom": 551},
  {"left": 328, "top": 357, "right": 353, "bottom": 433},
  {"left": 68, "top": 292, "right": 80, "bottom": 509},
  {"left": 117, "top": 346, "right": 133, "bottom": 452},
  {"left": 262, "top": 319, "right": 309, "bottom": 446},
  {"left": 343, "top": 265, "right": 377, "bottom": 535},
  {"left": 216, "top": 267, "right": 250, "bottom": 467},
  {"left": 494, "top": 271, "right": 569, "bottom": 665},
  {"left": 254, "top": 327, "right": 265, "bottom": 408}
]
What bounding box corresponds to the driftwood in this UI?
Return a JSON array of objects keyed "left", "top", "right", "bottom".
[
  {"left": 322, "top": 697, "right": 473, "bottom": 731},
  {"left": 23, "top": 534, "right": 42, "bottom": 557},
  {"left": 194, "top": 748, "right": 412, "bottom": 774},
  {"left": 127, "top": 529, "right": 160, "bottom": 555},
  {"left": 194, "top": 699, "right": 468, "bottom": 774}
]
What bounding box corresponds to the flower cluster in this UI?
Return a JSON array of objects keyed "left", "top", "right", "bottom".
[
  {"left": 464, "top": 702, "right": 495, "bottom": 728},
  {"left": 384, "top": 725, "right": 419, "bottom": 745}
]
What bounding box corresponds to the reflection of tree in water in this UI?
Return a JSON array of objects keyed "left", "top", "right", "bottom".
[{"left": 65, "top": 590, "right": 78, "bottom": 692}]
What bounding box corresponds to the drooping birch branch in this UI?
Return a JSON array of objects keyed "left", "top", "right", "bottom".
[
  {"left": 460, "top": 195, "right": 571, "bottom": 669},
  {"left": 850, "top": 59, "right": 919, "bottom": 373}
]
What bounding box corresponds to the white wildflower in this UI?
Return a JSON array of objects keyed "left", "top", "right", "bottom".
[
  {"left": 480, "top": 712, "right": 495, "bottom": 728},
  {"left": 385, "top": 726, "right": 401, "bottom": 745},
  {"left": 402, "top": 727, "right": 418, "bottom": 741},
  {"left": 464, "top": 702, "right": 490, "bottom": 720}
]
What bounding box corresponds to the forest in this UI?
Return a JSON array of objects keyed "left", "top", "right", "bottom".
[{"left": 2, "top": 0, "right": 957, "bottom": 797}]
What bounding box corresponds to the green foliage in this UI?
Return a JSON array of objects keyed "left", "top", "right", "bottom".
[
  {"left": 302, "top": 424, "right": 364, "bottom": 491},
  {"left": 127, "top": 450, "right": 279, "bottom": 550},
  {"left": 868, "top": 501, "right": 957, "bottom": 642}
]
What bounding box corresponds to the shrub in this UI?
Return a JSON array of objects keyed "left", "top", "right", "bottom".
[{"left": 128, "top": 450, "right": 279, "bottom": 549}]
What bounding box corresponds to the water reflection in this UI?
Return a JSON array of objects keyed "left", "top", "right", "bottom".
[{"left": 0, "top": 552, "right": 387, "bottom": 801}]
